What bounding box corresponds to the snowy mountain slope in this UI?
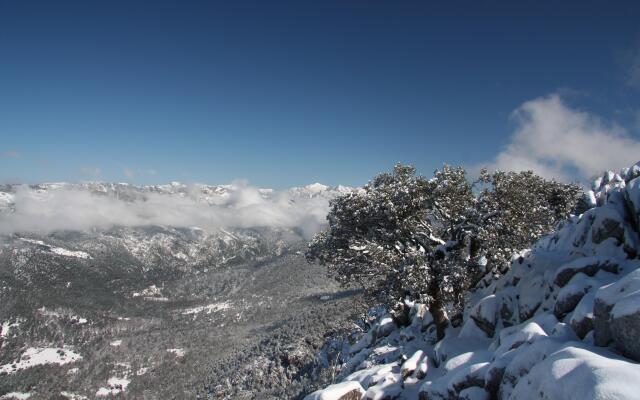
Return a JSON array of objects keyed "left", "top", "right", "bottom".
[
  {"left": 0, "top": 181, "right": 362, "bottom": 399},
  {"left": 306, "top": 164, "right": 640, "bottom": 400},
  {"left": 0, "top": 181, "right": 350, "bottom": 208},
  {"left": 0, "top": 181, "right": 354, "bottom": 272}
]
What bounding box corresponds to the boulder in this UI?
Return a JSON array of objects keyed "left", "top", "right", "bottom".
[
  {"left": 364, "top": 374, "right": 402, "bottom": 400},
  {"left": 469, "top": 295, "right": 498, "bottom": 338},
  {"left": 568, "top": 291, "right": 595, "bottom": 339},
  {"left": 494, "top": 322, "right": 547, "bottom": 357},
  {"left": 594, "top": 268, "right": 640, "bottom": 360},
  {"left": 593, "top": 297, "right": 613, "bottom": 347},
  {"left": 517, "top": 274, "right": 546, "bottom": 321},
  {"left": 553, "top": 257, "right": 619, "bottom": 288},
  {"left": 376, "top": 318, "right": 396, "bottom": 338},
  {"left": 610, "top": 308, "right": 640, "bottom": 362},
  {"left": 509, "top": 346, "right": 640, "bottom": 400},
  {"left": 400, "top": 350, "right": 425, "bottom": 380},
  {"left": 553, "top": 273, "right": 598, "bottom": 319},
  {"left": 304, "top": 381, "right": 366, "bottom": 400},
  {"left": 419, "top": 362, "right": 488, "bottom": 400},
  {"left": 457, "top": 387, "right": 490, "bottom": 400}
]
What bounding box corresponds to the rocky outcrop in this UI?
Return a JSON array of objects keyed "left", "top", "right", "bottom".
[{"left": 308, "top": 165, "right": 640, "bottom": 400}]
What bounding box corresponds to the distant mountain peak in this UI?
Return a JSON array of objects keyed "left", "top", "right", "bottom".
[{"left": 304, "top": 183, "right": 329, "bottom": 192}]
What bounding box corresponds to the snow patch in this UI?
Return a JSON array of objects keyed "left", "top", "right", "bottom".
[
  {"left": 96, "top": 377, "right": 130, "bottom": 397},
  {"left": 60, "top": 392, "right": 88, "bottom": 400},
  {"left": 0, "top": 393, "right": 32, "bottom": 400},
  {"left": 181, "top": 301, "right": 231, "bottom": 315},
  {"left": 19, "top": 238, "right": 92, "bottom": 259},
  {"left": 0, "top": 347, "right": 82, "bottom": 374},
  {"left": 167, "top": 348, "right": 186, "bottom": 357}
]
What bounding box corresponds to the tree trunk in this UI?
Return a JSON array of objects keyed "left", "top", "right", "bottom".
[
  {"left": 427, "top": 269, "right": 450, "bottom": 341},
  {"left": 429, "top": 296, "right": 449, "bottom": 341}
]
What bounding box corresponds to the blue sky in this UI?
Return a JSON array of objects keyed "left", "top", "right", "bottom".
[{"left": 1, "top": 1, "right": 640, "bottom": 188}]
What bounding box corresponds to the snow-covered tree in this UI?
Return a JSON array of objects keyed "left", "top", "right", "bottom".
[
  {"left": 307, "top": 164, "right": 581, "bottom": 339},
  {"left": 474, "top": 169, "right": 583, "bottom": 276}
]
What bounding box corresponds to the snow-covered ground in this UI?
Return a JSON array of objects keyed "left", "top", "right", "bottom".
[
  {"left": 0, "top": 393, "right": 32, "bottom": 400},
  {"left": 1, "top": 319, "right": 21, "bottom": 348},
  {"left": 167, "top": 348, "right": 186, "bottom": 357},
  {"left": 181, "top": 301, "right": 232, "bottom": 315},
  {"left": 36, "top": 306, "right": 88, "bottom": 324},
  {"left": 306, "top": 164, "right": 640, "bottom": 400},
  {"left": 18, "top": 238, "right": 92, "bottom": 259},
  {"left": 59, "top": 392, "right": 88, "bottom": 400},
  {"left": 0, "top": 347, "right": 82, "bottom": 374},
  {"left": 95, "top": 377, "right": 130, "bottom": 397}
]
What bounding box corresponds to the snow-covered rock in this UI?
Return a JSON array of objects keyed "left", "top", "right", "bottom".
[
  {"left": 304, "top": 381, "right": 366, "bottom": 400},
  {"left": 509, "top": 345, "right": 640, "bottom": 400},
  {"left": 594, "top": 267, "right": 640, "bottom": 360}
]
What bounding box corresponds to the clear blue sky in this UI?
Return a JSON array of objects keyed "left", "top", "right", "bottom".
[{"left": 1, "top": 1, "right": 639, "bottom": 187}]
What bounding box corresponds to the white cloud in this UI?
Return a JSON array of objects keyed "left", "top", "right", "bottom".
[
  {"left": 485, "top": 94, "right": 640, "bottom": 182},
  {"left": 0, "top": 183, "right": 331, "bottom": 239}
]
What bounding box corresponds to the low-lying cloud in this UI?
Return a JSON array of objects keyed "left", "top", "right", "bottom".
[
  {"left": 485, "top": 94, "right": 640, "bottom": 182},
  {"left": 0, "top": 183, "right": 332, "bottom": 239}
]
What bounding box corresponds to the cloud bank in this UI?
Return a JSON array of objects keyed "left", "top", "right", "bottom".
[
  {"left": 486, "top": 94, "right": 640, "bottom": 182},
  {"left": 0, "top": 183, "right": 332, "bottom": 239}
]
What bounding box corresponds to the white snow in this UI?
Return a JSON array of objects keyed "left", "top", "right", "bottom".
[
  {"left": 181, "top": 301, "right": 231, "bottom": 315},
  {"left": 36, "top": 307, "right": 88, "bottom": 324},
  {"left": 305, "top": 183, "right": 329, "bottom": 193},
  {"left": 18, "top": 238, "right": 92, "bottom": 259},
  {"left": 108, "top": 377, "right": 130, "bottom": 389},
  {"left": 0, "top": 393, "right": 32, "bottom": 400},
  {"left": 510, "top": 345, "right": 640, "bottom": 399},
  {"left": 132, "top": 284, "right": 162, "bottom": 298},
  {"left": 0, "top": 347, "right": 82, "bottom": 374},
  {"left": 303, "top": 380, "right": 366, "bottom": 400},
  {"left": 60, "top": 392, "right": 88, "bottom": 400},
  {"left": 167, "top": 348, "right": 186, "bottom": 357},
  {"left": 1, "top": 320, "right": 20, "bottom": 348},
  {"left": 401, "top": 349, "right": 425, "bottom": 378},
  {"left": 110, "top": 340, "right": 122, "bottom": 346},
  {"left": 96, "top": 377, "right": 131, "bottom": 397},
  {"left": 597, "top": 268, "right": 640, "bottom": 318}
]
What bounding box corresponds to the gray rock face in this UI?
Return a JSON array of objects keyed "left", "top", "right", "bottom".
[
  {"left": 610, "top": 310, "right": 640, "bottom": 361},
  {"left": 593, "top": 298, "right": 613, "bottom": 347},
  {"left": 338, "top": 389, "right": 365, "bottom": 400},
  {"left": 498, "top": 288, "right": 519, "bottom": 328},
  {"left": 570, "top": 313, "right": 594, "bottom": 340},
  {"left": 554, "top": 291, "right": 586, "bottom": 319},
  {"left": 553, "top": 257, "right": 619, "bottom": 288},
  {"left": 593, "top": 267, "right": 640, "bottom": 360},
  {"left": 592, "top": 218, "right": 626, "bottom": 244}
]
